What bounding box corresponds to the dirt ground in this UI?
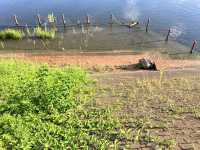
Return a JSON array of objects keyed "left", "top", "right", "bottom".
[
  {"left": 93, "top": 70, "right": 200, "bottom": 150},
  {"left": 1, "top": 51, "right": 200, "bottom": 149},
  {"left": 1, "top": 51, "right": 200, "bottom": 70}
]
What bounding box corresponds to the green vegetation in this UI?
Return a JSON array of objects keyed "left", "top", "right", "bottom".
[
  {"left": 34, "top": 27, "right": 56, "bottom": 39},
  {"left": 0, "top": 27, "right": 56, "bottom": 41},
  {"left": 1, "top": 60, "right": 200, "bottom": 149},
  {"left": 0, "top": 60, "right": 120, "bottom": 149},
  {"left": 0, "top": 29, "right": 25, "bottom": 40}
]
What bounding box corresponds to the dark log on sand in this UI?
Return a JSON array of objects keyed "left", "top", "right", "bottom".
[{"left": 138, "top": 58, "right": 157, "bottom": 70}]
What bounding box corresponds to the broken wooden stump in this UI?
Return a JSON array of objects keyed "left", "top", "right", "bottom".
[{"left": 137, "top": 58, "right": 157, "bottom": 70}]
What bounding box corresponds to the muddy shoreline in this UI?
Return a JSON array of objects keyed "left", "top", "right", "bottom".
[{"left": 0, "top": 50, "right": 200, "bottom": 71}]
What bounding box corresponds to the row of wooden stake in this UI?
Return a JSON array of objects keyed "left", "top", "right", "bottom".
[
  {"left": 145, "top": 18, "right": 198, "bottom": 54},
  {"left": 10, "top": 14, "right": 199, "bottom": 53},
  {"left": 13, "top": 14, "right": 91, "bottom": 27},
  {"left": 12, "top": 13, "right": 174, "bottom": 43}
]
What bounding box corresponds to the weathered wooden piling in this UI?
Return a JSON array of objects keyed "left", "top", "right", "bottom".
[
  {"left": 165, "top": 28, "right": 171, "bottom": 42},
  {"left": 190, "top": 40, "right": 197, "bottom": 54},
  {"left": 77, "top": 19, "right": 81, "bottom": 28},
  {"left": 146, "top": 18, "right": 150, "bottom": 33},
  {"left": 13, "top": 15, "right": 19, "bottom": 26},
  {"left": 54, "top": 16, "right": 57, "bottom": 27},
  {"left": 86, "top": 15, "right": 90, "bottom": 27},
  {"left": 62, "top": 14, "right": 66, "bottom": 28},
  {"left": 86, "top": 14, "right": 90, "bottom": 25},
  {"left": 36, "top": 14, "right": 42, "bottom": 27},
  {"left": 85, "top": 14, "right": 91, "bottom": 32},
  {"left": 110, "top": 14, "right": 114, "bottom": 32}
]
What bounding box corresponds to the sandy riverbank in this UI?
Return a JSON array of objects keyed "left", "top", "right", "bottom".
[{"left": 0, "top": 51, "right": 200, "bottom": 70}]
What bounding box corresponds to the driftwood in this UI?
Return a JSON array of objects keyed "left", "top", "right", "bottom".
[
  {"left": 137, "top": 58, "right": 157, "bottom": 70},
  {"left": 128, "top": 21, "right": 139, "bottom": 28},
  {"left": 115, "top": 58, "right": 157, "bottom": 71},
  {"left": 122, "top": 21, "right": 139, "bottom": 28}
]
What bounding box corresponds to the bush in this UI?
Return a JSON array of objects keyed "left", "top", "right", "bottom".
[
  {"left": 0, "top": 60, "right": 119, "bottom": 149},
  {"left": 34, "top": 27, "right": 55, "bottom": 39},
  {"left": 0, "top": 29, "right": 25, "bottom": 40}
]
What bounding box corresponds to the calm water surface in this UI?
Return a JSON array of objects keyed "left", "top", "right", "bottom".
[{"left": 0, "top": 0, "right": 200, "bottom": 46}]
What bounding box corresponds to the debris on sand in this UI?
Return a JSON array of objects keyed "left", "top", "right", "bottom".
[
  {"left": 137, "top": 58, "right": 157, "bottom": 70},
  {"left": 115, "top": 58, "right": 157, "bottom": 71}
]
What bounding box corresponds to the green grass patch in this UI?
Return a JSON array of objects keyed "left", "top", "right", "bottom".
[
  {"left": 0, "top": 29, "right": 25, "bottom": 40},
  {"left": 0, "top": 60, "right": 120, "bottom": 149},
  {"left": 1, "top": 60, "right": 200, "bottom": 149},
  {"left": 34, "top": 27, "right": 56, "bottom": 39}
]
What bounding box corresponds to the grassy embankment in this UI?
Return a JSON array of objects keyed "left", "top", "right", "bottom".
[
  {"left": 0, "top": 60, "right": 119, "bottom": 149},
  {"left": 0, "top": 60, "right": 200, "bottom": 149}
]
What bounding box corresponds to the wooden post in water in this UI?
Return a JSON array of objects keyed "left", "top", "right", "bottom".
[
  {"left": 54, "top": 16, "right": 57, "bottom": 28},
  {"left": 13, "top": 15, "right": 19, "bottom": 26},
  {"left": 146, "top": 18, "right": 150, "bottom": 33},
  {"left": 37, "top": 14, "right": 42, "bottom": 27},
  {"left": 86, "top": 14, "right": 90, "bottom": 32},
  {"left": 86, "top": 15, "right": 90, "bottom": 27},
  {"left": 77, "top": 19, "right": 81, "bottom": 28},
  {"left": 110, "top": 14, "right": 114, "bottom": 32},
  {"left": 165, "top": 28, "right": 171, "bottom": 42},
  {"left": 190, "top": 40, "right": 197, "bottom": 54},
  {"left": 86, "top": 14, "right": 90, "bottom": 25},
  {"left": 62, "top": 14, "right": 66, "bottom": 29}
]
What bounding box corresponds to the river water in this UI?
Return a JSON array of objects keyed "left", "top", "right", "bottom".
[{"left": 0, "top": 0, "right": 200, "bottom": 46}]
